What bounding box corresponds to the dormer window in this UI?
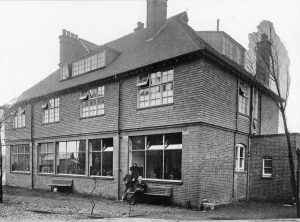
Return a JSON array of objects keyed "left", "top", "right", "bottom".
[
  {"left": 223, "top": 37, "right": 242, "bottom": 65},
  {"left": 14, "top": 108, "right": 25, "bottom": 128},
  {"left": 61, "top": 51, "right": 106, "bottom": 80}
]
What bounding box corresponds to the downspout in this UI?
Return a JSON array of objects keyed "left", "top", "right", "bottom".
[
  {"left": 232, "top": 78, "right": 239, "bottom": 202},
  {"left": 117, "top": 80, "right": 121, "bottom": 200},
  {"left": 246, "top": 86, "right": 254, "bottom": 201},
  {"left": 30, "top": 103, "right": 34, "bottom": 189}
]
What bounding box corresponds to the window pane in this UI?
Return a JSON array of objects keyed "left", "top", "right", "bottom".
[
  {"left": 164, "top": 149, "right": 182, "bottom": 180},
  {"left": 57, "top": 142, "right": 67, "bottom": 174},
  {"left": 264, "top": 159, "right": 272, "bottom": 168},
  {"left": 103, "top": 138, "right": 113, "bottom": 151},
  {"left": 264, "top": 168, "right": 272, "bottom": 174},
  {"left": 132, "top": 136, "right": 145, "bottom": 150},
  {"left": 91, "top": 152, "right": 101, "bottom": 176},
  {"left": 146, "top": 150, "right": 163, "bottom": 179},
  {"left": 147, "top": 134, "right": 163, "bottom": 150},
  {"left": 77, "top": 140, "right": 86, "bottom": 175},
  {"left": 132, "top": 151, "right": 145, "bottom": 177},
  {"left": 90, "top": 139, "right": 102, "bottom": 151},
  {"left": 165, "top": 133, "right": 182, "bottom": 149},
  {"left": 102, "top": 151, "right": 113, "bottom": 176}
]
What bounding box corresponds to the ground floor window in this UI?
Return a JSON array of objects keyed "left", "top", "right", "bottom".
[
  {"left": 11, "top": 144, "right": 30, "bottom": 172},
  {"left": 262, "top": 157, "right": 272, "bottom": 178},
  {"left": 131, "top": 133, "right": 182, "bottom": 180},
  {"left": 57, "top": 140, "right": 86, "bottom": 175},
  {"left": 89, "top": 138, "right": 113, "bottom": 176},
  {"left": 38, "top": 143, "right": 54, "bottom": 173},
  {"left": 235, "top": 144, "right": 245, "bottom": 171}
]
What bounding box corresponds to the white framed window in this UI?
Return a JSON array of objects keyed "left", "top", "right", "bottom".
[
  {"left": 71, "top": 51, "right": 106, "bottom": 77},
  {"left": 56, "top": 140, "right": 86, "bottom": 175},
  {"left": 38, "top": 143, "right": 54, "bottom": 173},
  {"left": 238, "top": 82, "right": 250, "bottom": 115},
  {"left": 11, "top": 144, "right": 30, "bottom": 172},
  {"left": 131, "top": 133, "right": 182, "bottom": 180},
  {"left": 262, "top": 157, "right": 272, "bottom": 178},
  {"left": 89, "top": 138, "right": 113, "bottom": 176},
  {"left": 61, "top": 64, "right": 69, "bottom": 80},
  {"left": 235, "top": 144, "right": 245, "bottom": 171},
  {"left": 253, "top": 88, "right": 259, "bottom": 119},
  {"left": 80, "top": 86, "right": 105, "bottom": 117},
  {"left": 14, "top": 108, "right": 25, "bottom": 128},
  {"left": 137, "top": 69, "right": 174, "bottom": 108},
  {"left": 42, "top": 98, "right": 59, "bottom": 124}
]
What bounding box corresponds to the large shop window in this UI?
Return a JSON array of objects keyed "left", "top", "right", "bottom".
[
  {"left": 80, "top": 86, "right": 105, "bottom": 117},
  {"left": 131, "top": 133, "right": 182, "bottom": 180},
  {"left": 38, "top": 143, "right": 54, "bottom": 173},
  {"left": 89, "top": 138, "right": 113, "bottom": 176},
  {"left": 57, "top": 140, "right": 86, "bottom": 175},
  {"left": 11, "top": 144, "right": 30, "bottom": 172},
  {"left": 235, "top": 144, "right": 245, "bottom": 171},
  {"left": 42, "top": 98, "right": 60, "bottom": 123},
  {"left": 137, "top": 69, "right": 174, "bottom": 108}
]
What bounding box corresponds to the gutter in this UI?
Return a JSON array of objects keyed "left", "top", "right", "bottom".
[{"left": 30, "top": 103, "right": 34, "bottom": 189}]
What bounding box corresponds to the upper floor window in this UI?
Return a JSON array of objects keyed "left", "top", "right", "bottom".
[
  {"left": 253, "top": 88, "right": 259, "bottom": 119},
  {"left": 14, "top": 108, "right": 25, "bottom": 128},
  {"left": 80, "top": 86, "right": 105, "bottom": 118},
  {"left": 61, "top": 51, "right": 106, "bottom": 80},
  {"left": 262, "top": 157, "right": 272, "bottom": 178},
  {"left": 11, "top": 144, "right": 30, "bottom": 172},
  {"left": 235, "top": 144, "right": 245, "bottom": 171},
  {"left": 238, "top": 82, "right": 250, "bottom": 115},
  {"left": 131, "top": 133, "right": 182, "bottom": 180},
  {"left": 137, "top": 69, "right": 174, "bottom": 108},
  {"left": 223, "top": 37, "right": 242, "bottom": 65},
  {"left": 42, "top": 98, "right": 60, "bottom": 124}
]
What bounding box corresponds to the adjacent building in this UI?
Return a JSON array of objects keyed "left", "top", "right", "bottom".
[{"left": 4, "top": 0, "right": 299, "bottom": 207}]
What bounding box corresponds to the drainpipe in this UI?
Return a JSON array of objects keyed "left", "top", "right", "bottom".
[
  {"left": 30, "top": 103, "right": 34, "bottom": 189},
  {"left": 117, "top": 80, "right": 121, "bottom": 200},
  {"left": 232, "top": 78, "right": 239, "bottom": 202},
  {"left": 246, "top": 86, "right": 254, "bottom": 201}
]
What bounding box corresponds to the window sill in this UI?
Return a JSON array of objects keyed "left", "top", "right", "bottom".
[
  {"left": 42, "top": 121, "right": 60, "bottom": 126},
  {"left": 13, "top": 127, "right": 26, "bottom": 130},
  {"left": 137, "top": 103, "right": 173, "bottom": 111},
  {"left": 80, "top": 114, "right": 105, "bottom": 120},
  {"left": 235, "top": 170, "right": 246, "bottom": 174},
  {"left": 261, "top": 175, "right": 273, "bottom": 180},
  {"left": 238, "top": 112, "right": 249, "bottom": 118},
  {"left": 11, "top": 171, "right": 30, "bottom": 175},
  {"left": 142, "top": 178, "right": 182, "bottom": 185},
  {"left": 37, "top": 173, "right": 114, "bottom": 180}
]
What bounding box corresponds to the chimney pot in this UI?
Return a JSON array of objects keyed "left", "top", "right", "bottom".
[
  {"left": 62, "top": 29, "right": 67, "bottom": 35},
  {"left": 66, "top": 31, "right": 70, "bottom": 37}
]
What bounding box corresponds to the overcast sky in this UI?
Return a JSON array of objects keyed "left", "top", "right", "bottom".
[{"left": 0, "top": 0, "right": 299, "bottom": 132}]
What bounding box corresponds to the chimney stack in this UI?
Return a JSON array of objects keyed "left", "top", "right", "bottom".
[
  {"left": 146, "top": 0, "right": 167, "bottom": 39},
  {"left": 255, "top": 33, "right": 271, "bottom": 87},
  {"left": 59, "top": 29, "right": 79, "bottom": 63},
  {"left": 134, "top": 22, "right": 144, "bottom": 32}
]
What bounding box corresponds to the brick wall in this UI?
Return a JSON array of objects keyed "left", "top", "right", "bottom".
[
  {"left": 250, "top": 134, "right": 299, "bottom": 201},
  {"left": 120, "top": 58, "right": 237, "bottom": 131},
  {"left": 260, "top": 94, "right": 279, "bottom": 134}
]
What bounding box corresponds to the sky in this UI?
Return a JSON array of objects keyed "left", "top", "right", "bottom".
[{"left": 0, "top": 0, "right": 299, "bottom": 133}]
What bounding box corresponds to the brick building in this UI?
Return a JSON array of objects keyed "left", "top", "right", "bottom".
[{"left": 3, "top": 0, "right": 297, "bottom": 207}]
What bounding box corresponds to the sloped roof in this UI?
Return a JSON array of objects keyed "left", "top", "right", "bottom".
[
  {"left": 16, "top": 12, "right": 205, "bottom": 103},
  {"left": 15, "top": 11, "right": 278, "bottom": 104}
]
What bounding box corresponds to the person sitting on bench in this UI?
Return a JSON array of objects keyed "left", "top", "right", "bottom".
[
  {"left": 121, "top": 170, "right": 134, "bottom": 201},
  {"left": 131, "top": 176, "right": 148, "bottom": 200}
]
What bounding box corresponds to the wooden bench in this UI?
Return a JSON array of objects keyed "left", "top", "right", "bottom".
[
  {"left": 128, "top": 185, "right": 172, "bottom": 205},
  {"left": 49, "top": 179, "right": 73, "bottom": 193}
]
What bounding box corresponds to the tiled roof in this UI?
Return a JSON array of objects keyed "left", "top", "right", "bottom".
[
  {"left": 15, "top": 11, "right": 278, "bottom": 103},
  {"left": 16, "top": 12, "right": 205, "bottom": 103}
]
